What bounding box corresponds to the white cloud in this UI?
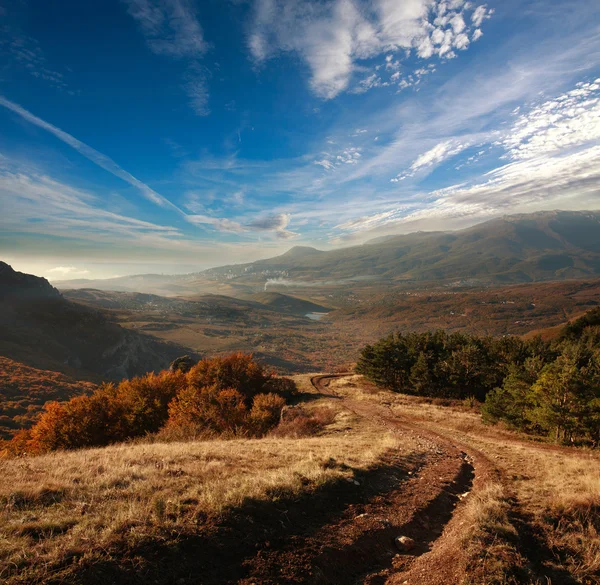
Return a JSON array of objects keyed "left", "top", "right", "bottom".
[
  {"left": 315, "top": 146, "right": 362, "bottom": 170},
  {"left": 501, "top": 80, "right": 600, "bottom": 160},
  {"left": 392, "top": 139, "right": 471, "bottom": 180},
  {"left": 449, "top": 13, "right": 466, "bottom": 34},
  {"left": 248, "top": 0, "right": 493, "bottom": 98},
  {"left": 471, "top": 4, "right": 492, "bottom": 28},
  {"left": 454, "top": 33, "right": 470, "bottom": 50},
  {"left": 472, "top": 28, "right": 483, "bottom": 41},
  {"left": 351, "top": 73, "right": 387, "bottom": 93}
]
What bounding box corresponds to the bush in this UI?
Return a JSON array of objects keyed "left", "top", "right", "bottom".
[
  {"left": 272, "top": 406, "right": 336, "bottom": 438},
  {"left": 6, "top": 354, "right": 295, "bottom": 455},
  {"left": 166, "top": 385, "right": 248, "bottom": 437},
  {"left": 249, "top": 393, "right": 286, "bottom": 434},
  {"left": 186, "top": 353, "right": 273, "bottom": 403}
]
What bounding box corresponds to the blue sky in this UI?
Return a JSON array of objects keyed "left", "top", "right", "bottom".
[{"left": 1, "top": 0, "right": 599, "bottom": 279}]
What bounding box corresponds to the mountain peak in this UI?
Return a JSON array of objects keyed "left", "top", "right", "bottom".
[
  {"left": 278, "top": 246, "right": 323, "bottom": 259},
  {"left": 0, "top": 261, "right": 61, "bottom": 300}
]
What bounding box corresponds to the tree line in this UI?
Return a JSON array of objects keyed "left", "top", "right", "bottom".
[
  {"left": 356, "top": 308, "right": 600, "bottom": 446},
  {"left": 4, "top": 354, "right": 297, "bottom": 456}
]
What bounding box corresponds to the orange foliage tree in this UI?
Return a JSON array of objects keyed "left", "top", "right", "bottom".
[
  {"left": 166, "top": 354, "right": 291, "bottom": 437},
  {"left": 4, "top": 354, "right": 295, "bottom": 456}
]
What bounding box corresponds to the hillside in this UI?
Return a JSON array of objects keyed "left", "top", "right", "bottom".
[
  {"left": 243, "top": 292, "right": 331, "bottom": 316},
  {"left": 0, "top": 357, "right": 96, "bottom": 439},
  {"left": 205, "top": 210, "right": 600, "bottom": 285},
  {"left": 0, "top": 263, "right": 196, "bottom": 380},
  {"left": 0, "top": 373, "right": 597, "bottom": 584},
  {"left": 54, "top": 211, "right": 600, "bottom": 295}
]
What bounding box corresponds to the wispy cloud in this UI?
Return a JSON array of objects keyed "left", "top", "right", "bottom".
[
  {"left": 123, "top": 0, "right": 207, "bottom": 57},
  {"left": 0, "top": 24, "right": 73, "bottom": 93},
  {"left": 0, "top": 162, "right": 298, "bottom": 275},
  {"left": 124, "top": 0, "right": 211, "bottom": 115},
  {"left": 330, "top": 79, "right": 600, "bottom": 241},
  {"left": 391, "top": 139, "right": 472, "bottom": 181}
]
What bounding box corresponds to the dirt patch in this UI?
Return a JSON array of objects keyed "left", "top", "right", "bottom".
[{"left": 41, "top": 450, "right": 430, "bottom": 585}]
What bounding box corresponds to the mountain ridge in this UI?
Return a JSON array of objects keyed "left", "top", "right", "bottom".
[
  {"left": 0, "top": 263, "right": 196, "bottom": 380},
  {"left": 53, "top": 210, "right": 600, "bottom": 294}
]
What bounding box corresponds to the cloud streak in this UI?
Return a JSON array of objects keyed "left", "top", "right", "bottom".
[{"left": 0, "top": 96, "right": 183, "bottom": 213}]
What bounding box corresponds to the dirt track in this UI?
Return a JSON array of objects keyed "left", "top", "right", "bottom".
[
  {"left": 256, "top": 374, "right": 497, "bottom": 585},
  {"left": 227, "top": 374, "right": 499, "bottom": 585},
  {"left": 59, "top": 374, "right": 589, "bottom": 585}
]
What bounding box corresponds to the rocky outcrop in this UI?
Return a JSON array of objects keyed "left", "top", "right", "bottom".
[
  {"left": 0, "top": 261, "right": 61, "bottom": 300},
  {"left": 169, "top": 355, "right": 197, "bottom": 374}
]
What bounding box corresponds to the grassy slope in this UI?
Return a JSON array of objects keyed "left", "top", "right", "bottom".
[{"left": 0, "top": 375, "right": 407, "bottom": 584}]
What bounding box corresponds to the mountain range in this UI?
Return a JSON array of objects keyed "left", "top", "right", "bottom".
[{"left": 54, "top": 211, "right": 600, "bottom": 295}]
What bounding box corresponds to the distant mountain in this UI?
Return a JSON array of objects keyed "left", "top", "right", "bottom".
[
  {"left": 54, "top": 211, "right": 600, "bottom": 294},
  {"left": 206, "top": 210, "right": 600, "bottom": 285},
  {"left": 0, "top": 263, "right": 195, "bottom": 380}
]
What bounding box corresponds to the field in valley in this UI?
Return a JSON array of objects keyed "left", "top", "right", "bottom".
[{"left": 61, "top": 278, "right": 600, "bottom": 374}]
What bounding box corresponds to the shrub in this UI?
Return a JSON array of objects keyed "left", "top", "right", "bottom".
[
  {"left": 166, "top": 385, "right": 248, "bottom": 437},
  {"left": 249, "top": 393, "right": 286, "bottom": 434},
  {"left": 6, "top": 354, "right": 296, "bottom": 455},
  {"left": 118, "top": 371, "right": 187, "bottom": 436},
  {"left": 272, "top": 406, "right": 335, "bottom": 438},
  {"left": 186, "top": 353, "right": 272, "bottom": 403}
]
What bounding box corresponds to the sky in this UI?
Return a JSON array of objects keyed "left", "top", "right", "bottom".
[{"left": 1, "top": 0, "right": 599, "bottom": 280}]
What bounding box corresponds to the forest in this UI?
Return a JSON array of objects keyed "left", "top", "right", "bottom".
[{"left": 356, "top": 308, "right": 600, "bottom": 445}]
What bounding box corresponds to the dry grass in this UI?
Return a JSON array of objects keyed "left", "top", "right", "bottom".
[
  {"left": 351, "top": 378, "right": 600, "bottom": 584},
  {"left": 0, "top": 376, "right": 410, "bottom": 584},
  {"left": 459, "top": 481, "right": 532, "bottom": 585}
]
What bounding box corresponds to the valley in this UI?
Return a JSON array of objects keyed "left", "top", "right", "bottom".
[
  {"left": 1, "top": 210, "right": 599, "bottom": 584},
  {"left": 59, "top": 278, "right": 600, "bottom": 374}
]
